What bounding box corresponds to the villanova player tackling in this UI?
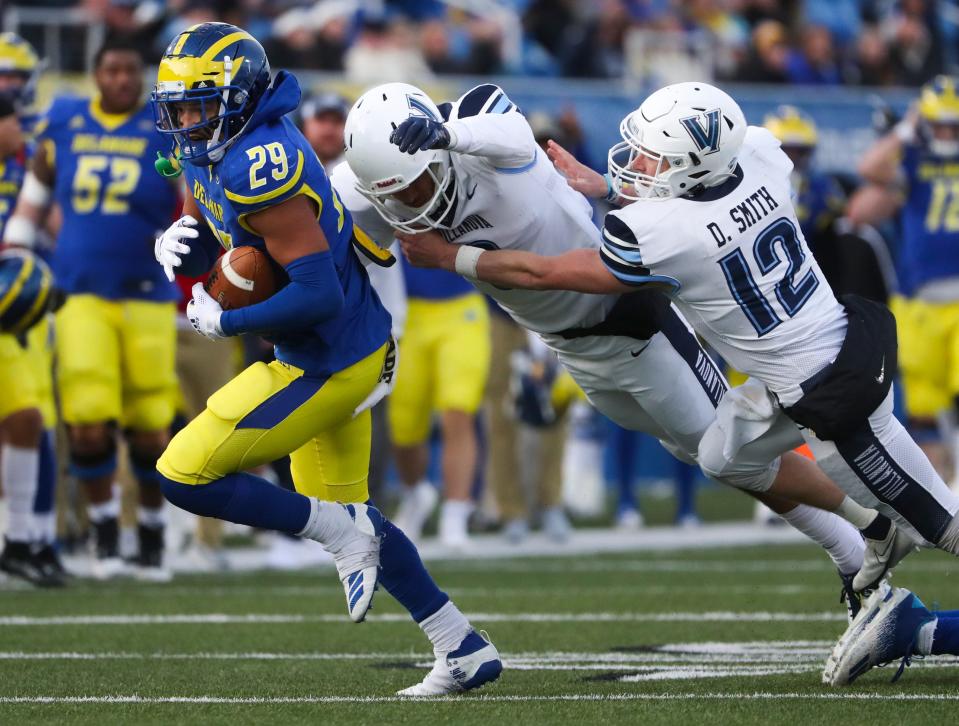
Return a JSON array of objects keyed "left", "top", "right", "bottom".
[
  {"left": 150, "top": 23, "right": 500, "bottom": 696},
  {"left": 399, "top": 80, "right": 959, "bottom": 682},
  {"left": 343, "top": 81, "right": 912, "bottom": 609}
]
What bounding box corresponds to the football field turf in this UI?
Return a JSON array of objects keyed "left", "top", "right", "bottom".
[{"left": 2, "top": 541, "right": 959, "bottom": 724}]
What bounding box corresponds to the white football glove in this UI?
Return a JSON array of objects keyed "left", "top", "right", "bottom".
[
  {"left": 155, "top": 215, "right": 199, "bottom": 282},
  {"left": 186, "top": 282, "right": 225, "bottom": 340}
]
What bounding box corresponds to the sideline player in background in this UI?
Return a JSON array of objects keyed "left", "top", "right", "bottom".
[
  {"left": 10, "top": 39, "right": 180, "bottom": 580},
  {"left": 847, "top": 76, "right": 959, "bottom": 483},
  {"left": 151, "top": 22, "right": 500, "bottom": 696},
  {"left": 399, "top": 81, "right": 959, "bottom": 586},
  {"left": 0, "top": 34, "right": 64, "bottom": 586}
]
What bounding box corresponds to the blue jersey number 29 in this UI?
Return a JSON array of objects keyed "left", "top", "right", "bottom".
[{"left": 718, "top": 217, "right": 819, "bottom": 336}]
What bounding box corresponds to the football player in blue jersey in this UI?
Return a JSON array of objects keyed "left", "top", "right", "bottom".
[
  {"left": 0, "top": 35, "right": 64, "bottom": 587},
  {"left": 853, "top": 76, "right": 959, "bottom": 482},
  {"left": 765, "top": 105, "right": 893, "bottom": 303},
  {"left": 8, "top": 38, "right": 181, "bottom": 580},
  {"left": 150, "top": 22, "right": 501, "bottom": 696}
]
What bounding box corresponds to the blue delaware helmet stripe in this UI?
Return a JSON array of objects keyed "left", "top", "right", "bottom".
[{"left": 0, "top": 249, "right": 57, "bottom": 335}]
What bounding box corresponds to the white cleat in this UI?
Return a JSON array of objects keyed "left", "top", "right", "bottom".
[
  {"left": 392, "top": 481, "right": 438, "bottom": 542},
  {"left": 90, "top": 556, "right": 127, "bottom": 581},
  {"left": 330, "top": 503, "right": 383, "bottom": 623},
  {"left": 823, "top": 581, "right": 934, "bottom": 686},
  {"left": 132, "top": 562, "right": 173, "bottom": 583},
  {"left": 853, "top": 518, "right": 918, "bottom": 592},
  {"left": 397, "top": 630, "right": 502, "bottom": 697}
]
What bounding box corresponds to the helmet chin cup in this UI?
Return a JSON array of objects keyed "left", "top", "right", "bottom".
[{"left": 929, "top": 138, "right": 959, "bottom": 158}]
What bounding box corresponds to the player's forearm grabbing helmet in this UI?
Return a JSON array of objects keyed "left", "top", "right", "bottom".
[
  {"left": 0, "top": 32, "right": 41, "bottom": 112},
  {"left": 344, "top": 83, "right": 457, "bottom": 234},
  {"left": 609, "top": 81, "right": 747, "bottom": 201},
  {"left": 152, "top": 22, "right": 270, "bottom": 165},
  {"left": 917, "top": 75, "right": 959, "bottom": 158},
  {"left": 0, "top": 248, "right": 61, "bottom": 335}
]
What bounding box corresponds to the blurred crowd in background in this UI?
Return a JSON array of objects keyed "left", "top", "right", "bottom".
[{"left": 13, "top": 0, "right": 959, "bottom": 85}]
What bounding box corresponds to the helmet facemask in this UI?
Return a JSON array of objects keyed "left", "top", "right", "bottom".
[
  {"left": 923, "top": 120, "right": 959, "bottom": 158},
  {"left": 152, "top": 55, "right": 250, "bottom": 165},
  {"left": 358, "top": 155, "right": 458, "bottom": 234}
]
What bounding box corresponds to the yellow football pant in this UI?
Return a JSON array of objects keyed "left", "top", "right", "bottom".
[
  {"left": 55, "top": 294, "right": 176, "bottom": 431},
  {"left": 389, "top": 294, "right": 491, "bottom": 446},
  {"left": 891, "top": 295, "right": 959, "bottom": 419},
  {"left": 158, "top": 343, "right": 388, "bottom": 504},
  {"left": 0, "top": 319, "right": 56, "bottom": 427}
]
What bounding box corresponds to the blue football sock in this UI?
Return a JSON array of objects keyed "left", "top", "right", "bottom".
[
  {"left": 32, "top": 429, "right": 56, "bottom": 516},
  {"left": 160, "top": 472, "right": 310, "bottom": 533},
  {"left": 674, "top": 461, "right": 697, "bottom": 520},
  {"left": 609, "top": 422, "right": 638, "bottom": 511},
  {"left": 931, "top": 613, "right": 959, "bottom": 656},
  {"left": 378, "top": 517, "right": 449, "bottom": 623}
]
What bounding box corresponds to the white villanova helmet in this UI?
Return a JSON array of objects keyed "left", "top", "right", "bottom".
[
  {"left": 344, "top": 82, "right": 456, "bottom": 233},
  {"left": 609, "top": 81, "right": 747, "bottom": 200}
]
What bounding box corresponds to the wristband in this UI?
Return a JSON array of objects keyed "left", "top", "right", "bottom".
[
  {"left": 3, "top": 216, "right": 37, "bottom": 248},
  {"left": 894, "top": 120, "right": 915, "bottom": 145},
  {"left": 454, "top": 245, "right": 484, "bottom": 279},
  {"left": 21, "top": 172, "right": 51, "bottom": 207}
]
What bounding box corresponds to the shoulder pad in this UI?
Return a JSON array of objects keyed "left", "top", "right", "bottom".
[
  {"left": 223, "top": 126, "right": 307, "bottom": 215},
  {"left": 454, "top": 84, "right": 517, "bottom": 119}
]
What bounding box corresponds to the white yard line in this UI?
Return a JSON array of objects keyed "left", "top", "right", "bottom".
[
  {"left": 3, "top": 692, "right": 959, "bottom": 704},
  {"left": 0, "top": 611, "right": 849, "bottom": 626}
]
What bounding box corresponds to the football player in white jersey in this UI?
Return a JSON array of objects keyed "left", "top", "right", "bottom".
[
  {"left": 398, "top": 81, "right": 959, "bottom": 586},
  {"left": 336, "top": 82, "right": 901, "bottom": 602}
]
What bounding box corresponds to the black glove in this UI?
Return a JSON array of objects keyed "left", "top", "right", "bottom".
[{"left": 390, "top": 116, "right": 451, "bottom": 154}]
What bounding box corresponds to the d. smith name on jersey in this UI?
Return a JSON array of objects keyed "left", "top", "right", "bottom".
[{"left": 705, "top": 184, "right": 781, "bottom": 247}]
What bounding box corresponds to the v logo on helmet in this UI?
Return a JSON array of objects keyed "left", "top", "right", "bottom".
[
  {"left": 680, "top": 109, "right": 722, "bottom": 154},
  {"left": 407, "top": 95, "right": 439, "bottom": 121}
]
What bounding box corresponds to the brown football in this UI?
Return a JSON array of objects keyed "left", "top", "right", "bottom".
[{"left": 204, "top": 246, "right": 277, "bottom": 310}]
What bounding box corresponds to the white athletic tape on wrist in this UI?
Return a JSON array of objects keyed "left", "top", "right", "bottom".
[
  {"left": 454, "top": 245, "right": 484, "bottom": 279},
  {"left": 3, "top": 216, "right": 37, "bottom": 248},
  {"left": 21, "top": 172, "right": 51, "bottom": 207}
]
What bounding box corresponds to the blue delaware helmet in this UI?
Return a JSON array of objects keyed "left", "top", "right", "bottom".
[
  {"left": 0, "top": 248, "right": 60, "bottom": 335},
  {"left": 152, "top": 22, "right": 270, "bottom": 166}
]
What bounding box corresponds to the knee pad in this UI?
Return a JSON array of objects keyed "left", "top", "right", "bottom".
[
  {"left": 127, "top": 439, "right": 167, "bottom": 488},
  {"left": 68, "top": 432, "right": 117, "bottom": 480},
  {"left": 697, "top": 426, "right": 779, "bottom": 493}
]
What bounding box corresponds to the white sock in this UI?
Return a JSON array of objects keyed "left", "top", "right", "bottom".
[
  {"left": 420, "top": 601, "right": 472, "bottom": 656},
  {"left": 87, "top": 487, "right": 120, "bottom": 524},
  {"left": 441, "top": 499, "right": 473, "bottom": 526},
  {"left": 780, "top": 504, "right": 865, "bottom": 575},
  {"left": 138, "top": 506, "right": 166, "bottom": 529},
  {"left": 34, "top": 512, "right": 56, "bottom": 544},
  {"left": 297, "top": 499, "right": 352, "bottom": 552},
  {"left": 1, "top": 444, "right": 40, "bottom": 543},
  {"left": 834, "top": 496, "right": 879, "bottom": 531},
  {"left": 916, "top": 619, "right": 938, "bottom": 655}
]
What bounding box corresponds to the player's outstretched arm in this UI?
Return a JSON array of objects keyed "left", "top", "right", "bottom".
[
  {"left": 546, "top": 140, "right": 608, "bottom": 199},
  {"left": 3, "top": 144, "right": 54, "bottom": 249},
  {"left": 397, "top": 229, "right": 631, "bottom": 294},
  {"left": 858, "top": 108, "right": 916, "bottom": 186}
]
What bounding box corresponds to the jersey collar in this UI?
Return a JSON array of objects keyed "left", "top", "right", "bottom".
[
  {"left": 89, "top": 97, "right": 140, "bottom": 132},
  {"left": 682, "top": 164, "right": 744, "bottom": 202}
]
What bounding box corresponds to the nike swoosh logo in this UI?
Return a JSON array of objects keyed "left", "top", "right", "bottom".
[
  {"left": 875, "top": 356, "right": 885, "bottom": 384},
  {"left": 630, "top": 346, "right": 647, "bottom": 358},
  {"left": 466, "top": 183, "right": 478, "bottom": 200}
]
